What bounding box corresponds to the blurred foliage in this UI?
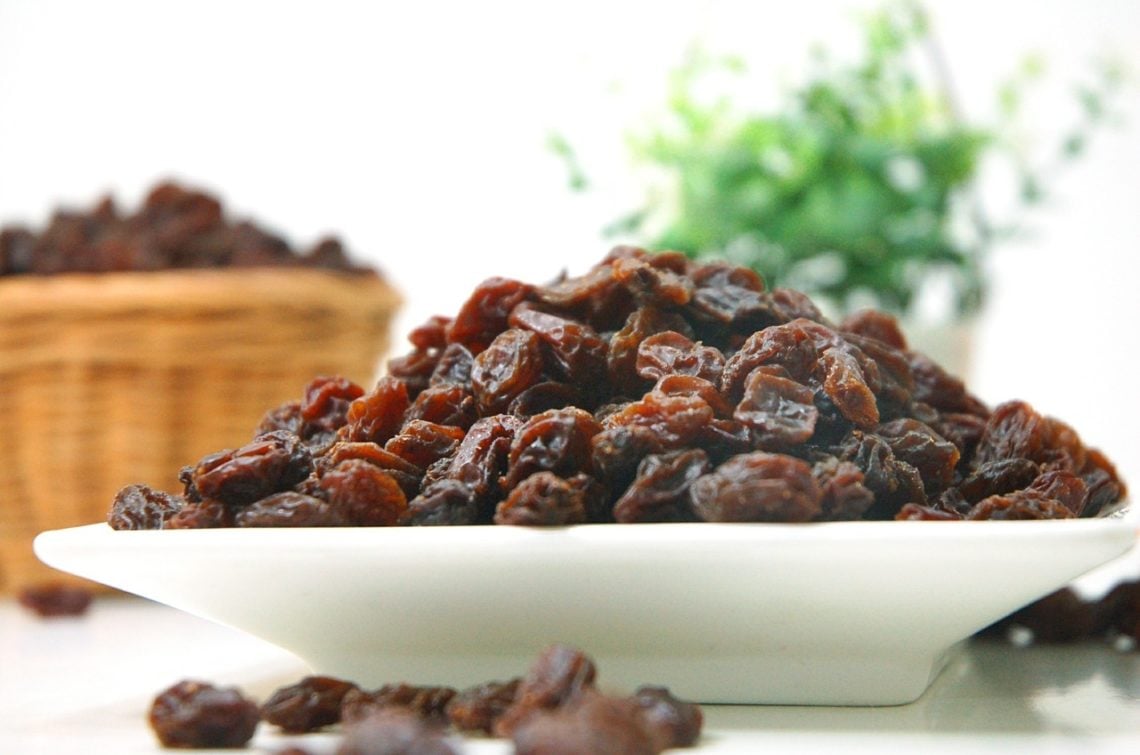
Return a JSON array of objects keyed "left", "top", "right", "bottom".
[{"left": 556, "top": 1, "right": 1125, "bottom": 320}]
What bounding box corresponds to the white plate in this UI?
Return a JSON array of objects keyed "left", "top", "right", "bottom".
[{"left": 34, "top": 516, "right": 1136, "bottom": 706}]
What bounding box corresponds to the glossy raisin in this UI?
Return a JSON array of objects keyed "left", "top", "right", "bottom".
[
  {"left": 319, "top": 460, "right": 408, "bottom": 526},
  {"left": 262, "top": 676, "right": 359, "bottom": 733},
  {"left": 148, "top": 680, "right": 260, "bottom": 749},
  {"left": 446, "top": 679, "right": 521, "bottom": 735},
  {"left": 108, "top": 484, "right": 184, "bottom": 530},
  {"left": 384, "top": 421, "right": 465, "bottom": 469},
  {"left": 503, "top": 408, "right": 602, "bottom": 489},
  {"left": 470, "top": 328, "right": 545, "bottom": 415},
  {"left": 235, "top": 491, "right": 346, "bottom": 527},
  {"left": 631, "top": 686, "right": 704, "bottom": 750},
  {"left": 341, "top": 684, "right": 457, "bottom": 724},
  {"left": 340, "top": 376, "right": 410, "bottom": 445},
  {"left": 494, "top": 472, "right": 592, "bottom": 526},
  {"left": 635, "top": 331, "right": 725, "bottom": 384},
  {"left": 447, "top": 276, "right": 534, "bottom": 354},
  {"left": 612, "top": 450, "right": 709, "bottom": 523},
  {"left": 734, "top": 370, "right": 818, "bottom": 447},
  {"left": 191, "top": 431, "right": 312, "bottom": 507},
  {"left": 690, "top": 452, "right": 822, "bottom": 522}
]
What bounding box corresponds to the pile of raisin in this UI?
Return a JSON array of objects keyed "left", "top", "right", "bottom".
[
  {"left": 0, "top": 181, "right": 371, "bottom": 275},
  {"left": 148, "top": 644, "right": 702, "bottom": 752},
  {"left": 110, "top": 246, "right": 1127, "bottom": 530}
]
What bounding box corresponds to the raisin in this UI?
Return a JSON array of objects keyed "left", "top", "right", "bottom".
[
  {"left": 447, "top": 276, "right": 533, "bottom": 354},
  {"left": 967, "top": 492, "right": 1076, "bottom": 520},
  {"left": 318, "top": 442, "right": 424, "bottom": 498},
  {"left": 511, "top": 690, "right": 657, "bottom": 755},
  {"left": 611, "top": 255, "right": 694, "bottom": 307},
  {"left": 17, "top": 582, "right": 93, "bottom": 618},
  {"left": 635, "top": 331, "right": 725, "bottom": 384},
  {"left": 958, "top": 457, "right": 1040, "bottom": 503},
  {"left": 508, "top": 381, "right": 584, "bottom": 417},
  {"left": 895, "top": 503, "right": 962, "bottom": 521},
  {"left": 840, "top": 309, "right": 908, "bottom": 350},
  {"left": 440, "top": 414, "right": 521, "bottom": 505},
  {"left": 148, "top": 680, "right": 260, "bottom": 749},
  {"left": 255, "top": 399, "right": 303, "bottom": 437},
  {"left": 612, "top": 450, "right": 709, "bottom": 523},
  {"left": 408, "top": 315, "right": 453, "bottom": 351},
  {"left": 601, "top": 393, "right": 714, "bottom": 450},
  {"left": 405, "top": 384, "right": 477, "bottom": 430},
  {"left": 446, "top": 679, "right": 521, "bottom": 734},
  {"left": 341, "top": 684, "right": 457, "bottom": 724},
  {"left": 908, "top": 352, "right": 988, "bottom": 417},
  {"left": 876, "top": 418, "right": 960, "bottom": 494},
  {"left": 166, "top": 498, "right": 231, "bottom": 528},
  {"left": 631, "top": 686, "right": 703, "bottom": 750},
  {"left": 721, "top": 321, "right": 819, "bottom": 400},
  {"left": 428, "top": 342, "right": 474, "bottom": 387},
  {"left": 385, "top": 421, "right": 465, "bottom": 469},
  {"left": 1026, "top": 470, "right": 1089, "bottom": 515},
  {"left": 495, "top": 644, "right": 598, "bottom": 737},
  {"left": 340, "top": 376, "right": 410, "bottom": 445},
  {"left": 403, "top": 479, "right": 482, "bottom": 525},
  {"left": 301, "top": 375, "right": 366, "bottom": 439},
  {"left": 653, "top": 375, "right": 733, "bottom": 418},
  {"left": 337, "top": 708, "right": 457, "bottom": 755},
  {"left": 503, "top": 408, "right": 602, "bottom": 489},
  {"left": 690, "top": 452, "right": 822, "bottom": 522},
  {"left": 108, "top": 484, "right": 184, "bottom": 530},
  {"left": 494, "top": 472, "right": 592, "bottom": 526},
  {"left": 812, "top": 457, "right": 875, "bottom": 521},
  {"left": 262, "top": 676, "right": 359, "bottom": 733},
  {"left": 608, "top": 306, "right": 694, "bottom": 394},
  {"left": 470, "top": 328, "right": 545, "bottom": 415},
  {"left": 509, "top": 303, "right": 609, "bottom": 390},
  {"left": 387, "top": 349, "right": 439, "bottom": 398},
  {"left": 191, "top": 430, "right": 312, "bottom": 507},
  {"left": 1080, "top": 448, "right": 1127, "bottom": 516},
  {"left": 235, "top": 491, "right": 346, "bottom": 527},
  {"left": 319, "top": 460, "right": 408, "bottom": 525},
  {"left": 590, "top": 425, "right": 666, "bottom": 494},
  {"left": 839, "top": 431, "right": 926, "bottom": 518},
  {"left": 733, "top": 370, "right": 818, "bottom": 448}
]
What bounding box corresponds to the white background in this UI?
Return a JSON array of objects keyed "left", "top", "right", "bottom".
[{"left": 2, "top": 0, "right": 1138, "bottom": 484}]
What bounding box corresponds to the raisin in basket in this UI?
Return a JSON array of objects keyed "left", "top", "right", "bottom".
[{"left": 0, "top": 268, "right": 400, "bottom": 592}]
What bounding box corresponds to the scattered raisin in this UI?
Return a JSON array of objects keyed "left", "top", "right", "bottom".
[
  {"left": 262, "top": 676, "right": 359, "bottom": 733},
  {"left": 17, "top": 582, "right": 93, "bottom": 618},
  {"left": 148, "top": 680, "right": 260, "bottom": 749},
  {"left": 446, "top": 679, "right": 521, "bottom": 734}
]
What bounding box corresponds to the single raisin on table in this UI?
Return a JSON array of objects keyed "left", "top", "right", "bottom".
[
  {"left": 261, "top": 675, "right": 359, "bottom": 733},
  {"left": 336, "top": 708, "right": 457, "bottom": 755},
  {"left": 17, "top": 582, "right": 93, "bottom": 618},
  {"left": 148, "top": 680, "right": 260, "bottom": 749}
]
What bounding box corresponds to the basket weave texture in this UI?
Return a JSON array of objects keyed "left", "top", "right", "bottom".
[{"left": 0, "top": 268, "right": 400, "bottom": 592}]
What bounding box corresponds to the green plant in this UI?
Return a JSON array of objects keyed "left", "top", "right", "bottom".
[{"left": 557, "top": 1, "right": 1124, "bottom": 321}]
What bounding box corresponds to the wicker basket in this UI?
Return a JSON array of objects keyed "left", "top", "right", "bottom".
[{"left": 0, "top": 268, "right": 401, "bottom": 593}]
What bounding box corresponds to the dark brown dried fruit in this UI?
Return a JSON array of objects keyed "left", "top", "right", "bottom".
[
  {"left": 109, "top": 484, "right": 184, "bottom": 530},
  {"left": 495, "top": 643, "right": 598, "bottom": 737},
  {"left": 733, "top": 369, "right": 818, "bottom": 448},
  {"left": 341, "top": 377, "right": 410, "bottom": 445},
  {"left": 235, "top": 491, "right": 346, "bottom": 527},
  {"left": 447, "top": 276, "right": 534, "bottom": 354},
  {"left": 445, "top": 679, "right": 521, "bottom": 734},
  {"left": 813, "top": 457, "right": 875, "bottom": 521},
  {"left": 504, "top": 408, "right": 602, "bottom": 489},
  {"left": 319, "top": 460, "right": 408, "bottom": 526},
  {"left": 635, "top": 331, "right": 725, "bottom": 384},
  {"left": 967, "top": 492, "right": 1076, "bottom": 520},
  {"left": 602, "top": 393, "right": 714, "bottom": 450},
  {"left": 148, "top": 680, "right": 260, "bottom": 749},
  {"left": 301, "top": 376, "right": 366, "bottom": 440},
  {"left": 613, "top": 450, "right": 709, "bottom": 523},
  {"left": 840, "top": 309, "right": 908, "bottom": 350},
  {"left": 337, "top": 708, "right": 456, "bottom": 755},
  {"left": 262, "top": 675, "right": 359, "bottom": 733},
  {"left": 632, "top": 686, "right": 704, "bottom": 750},
  {"left": 385, "top": 421, "right": 466, "bottom": 470},
  {"left": 405, "top": 384, "right": 477, "bottom": 430},
  {"left": 509, "top": 303, "right": 609, "bottom": 390},
  {"left": 511, "top": 690, "right": 658, "bottom": 755},
  {"left": 876, "top": 418, "right": 960, "bottom": 494},
  {"left": 690, "top": 452, "right": 822, "bottom": 523},
  {"left": 341, "top": 684, "right": 457, "bottom": 724},
  {"left": 17, "top": 582, "right": 93, "bottom": 618},
  {"left": 470, "top": 328, "right": 545, "bottom": 415},
  {"left": 190, "top": 431, "right": 312, "bottom": 507},
  {"left": 494, "top": 472, "right": 592, "bottom": 526}
]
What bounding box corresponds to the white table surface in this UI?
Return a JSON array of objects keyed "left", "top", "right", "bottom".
[{"left": 2, "top": 590, "right": 1137, "bottom": 754}]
